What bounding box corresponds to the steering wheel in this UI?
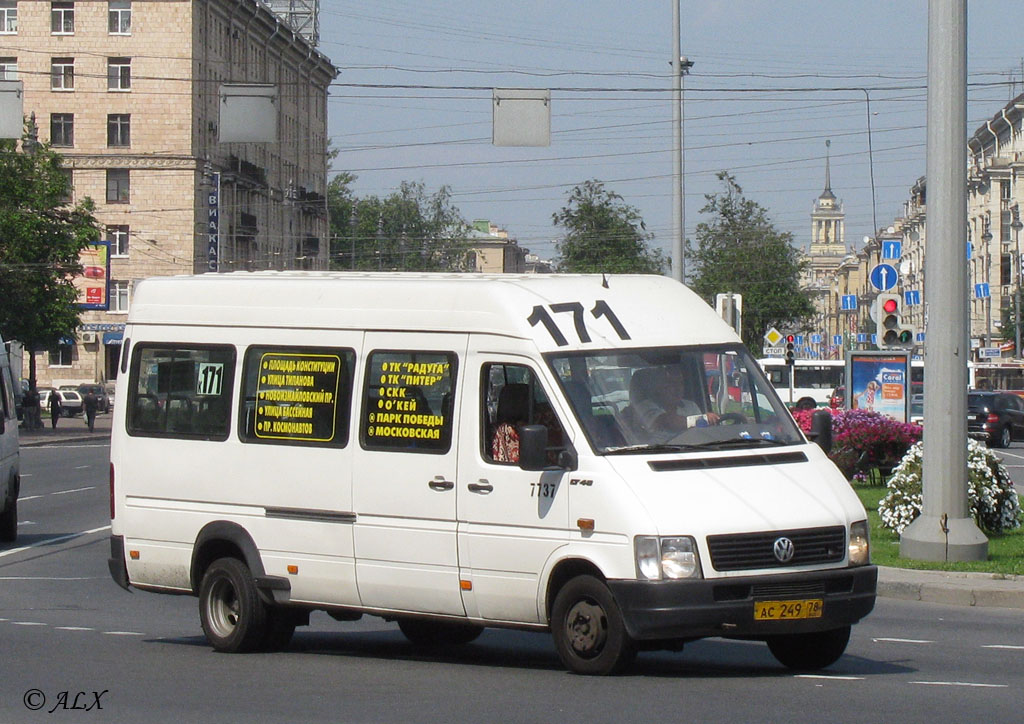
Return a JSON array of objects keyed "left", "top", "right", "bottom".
[{"left": 717, "top": 412, "right": 748, "bottom": 425}]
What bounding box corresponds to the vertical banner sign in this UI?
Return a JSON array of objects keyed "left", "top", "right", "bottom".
[
  {"left": 207, "top": 172, "right": 220, "bottom": 272},
  {"left": 75, "top": 241, "right": 110, "bottom": 310}
]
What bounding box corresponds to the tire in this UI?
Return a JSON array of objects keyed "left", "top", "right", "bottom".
[
  {"left": 0, "top": 497, "right": 16, "bottom": 543},
  {"left": 397, "top": 618, "right": 483, "bottom": 646},
  {"left": 999, "top": 425, "right": 1012, "bottom": 449},
  {"left": 198, "top": 557, "right": 269, "bottom": 653},
  {"left": 550, "top": 575, "right": 636, "bottom": 675},
  {"left": 766, "top": 625, "right": 851, "bottom": 670}
]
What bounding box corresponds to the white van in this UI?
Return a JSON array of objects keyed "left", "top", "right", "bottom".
[
  {"left": 1, "top": 334, "right": 20, "bottom": 542},
  {"left": 107, "top": 272, "right": 875, "bottom": 675}
]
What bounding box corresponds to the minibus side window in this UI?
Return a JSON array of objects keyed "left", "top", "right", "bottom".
[
  {"left": 360, "top": 350, "right": 456, "bottom": 454},
  {"left": 126, "top": 344, "right": 235, "bottom": 440},
  {"left": 481, "top": 363, "right": 567, "bottom": 465},
  {"left": 238, "top": 345, "right": 355, "bottom": 448}
]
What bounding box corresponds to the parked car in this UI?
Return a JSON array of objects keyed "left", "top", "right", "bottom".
[
  {"left": 39, "top": 388, "right": 83, "bottom": 417},
  {"left": 967, "top": 390, "right": 1024, "bottom": 448},
  {"left": 104, "top": 382, "right": 116, "bottom": 410},
  {"left": 78, "top": 383, "right": 111, "bottom": 413},
  {"left": 910, "top": 393, "right": 924, "bottom": 425}
]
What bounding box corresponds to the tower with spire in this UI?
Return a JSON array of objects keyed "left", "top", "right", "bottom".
[{"left": 810, "top": 140, "right": 846, "bottom": 255}]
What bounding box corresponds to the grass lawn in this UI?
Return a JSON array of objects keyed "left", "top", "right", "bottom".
[{"left": 855, "top": 484, "right": 1024, "bottom": 576}]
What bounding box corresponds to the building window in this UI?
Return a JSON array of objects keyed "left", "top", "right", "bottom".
[
  {"left": 49, "top": 113, "right": 73, "bottom": 147},
  {"left": 59, "top": 169, "right": 73, "bottom": 204},
  {"left": 107, "top": 57, "right": 130, "bottom": 91},
  {"left": 106, "top": 169, "right": 129, "bottom": 203},
  {"left": 51, "top": 57, "right": 74, "bottom": 91},
  {"left": 107, "top": 113, "right": 130, "bottom": 147},
  {"left": 0, "top": 57, "right": 15, "bottom": 80},
  {"left": 49, "top": 343, "right": 73, "bottom": 367},
  {"left": 108, "top": 0, "right": 130, "bottom": 34},
  {"left": 51, "top": 1, "right": 74, "bottom": 34},
  {"left": 109, "top": 279, "right": 130, "bottom": 312},
  {"left": 107, "top": 225, "right": 129, "bottom": 256},
  {"left": 0, "top": 1, "right": 16, "bottom": 33}
]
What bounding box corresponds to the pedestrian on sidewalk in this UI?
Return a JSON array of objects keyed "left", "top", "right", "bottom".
[
  {"left": 83, "top": 390, "right": 98, "bottom": 433},
  {"left": 48, "top": 389, "right": 62, "bottom": 429}
]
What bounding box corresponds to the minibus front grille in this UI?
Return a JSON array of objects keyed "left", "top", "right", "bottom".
[{"left": 706, "top": 526, "right": 846, "bottom": 572}]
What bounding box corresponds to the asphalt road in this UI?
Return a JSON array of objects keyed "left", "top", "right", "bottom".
[{"left": 3, "top": 443, "right": 1024, "bottom": 723}]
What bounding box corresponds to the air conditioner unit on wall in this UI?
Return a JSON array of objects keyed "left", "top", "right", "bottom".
[{"left": 80, "top": 332, "right": 97, "bottom": 344}]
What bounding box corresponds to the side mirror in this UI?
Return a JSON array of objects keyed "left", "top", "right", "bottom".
[
  {"left": 518, "top": 425, "right": 578, "bottom": 472},
  {"left": 807, "top": 409, "right": 832, "bottom": 454}
]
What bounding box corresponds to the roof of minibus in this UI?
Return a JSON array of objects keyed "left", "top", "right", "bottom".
[{"left": 127, "top": 272, "right": 740, "bottom": 352}]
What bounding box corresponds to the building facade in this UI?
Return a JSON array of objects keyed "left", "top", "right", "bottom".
[{"left": 5, "top": 0, "right": 335, "bottom": 386}]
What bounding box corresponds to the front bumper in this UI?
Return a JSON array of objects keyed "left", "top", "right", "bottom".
[{"left": 607, "top": 565, "right": 877, "bottom": 641}]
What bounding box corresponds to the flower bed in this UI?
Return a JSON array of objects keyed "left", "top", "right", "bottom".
[{"left": 878, "top": 439, "right": 1022, "bottom": 535}]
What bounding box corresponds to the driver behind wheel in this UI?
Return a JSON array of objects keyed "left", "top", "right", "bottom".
[{"left": 628, "top": 366, "right": 719, "bottom": 435}]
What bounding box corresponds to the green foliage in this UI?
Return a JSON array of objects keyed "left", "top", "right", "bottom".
[
  {"left": 0, "top": 131, "right": 100, "bottom": 385},
  {"left": 328, "top": 175, "right": 471, "bottom": 271},
  {"left": 552, "top": 179, "right": 664, "bottom": 274},
  {"left": 688, "top": 172, "right": 815, "bottom": 351}
]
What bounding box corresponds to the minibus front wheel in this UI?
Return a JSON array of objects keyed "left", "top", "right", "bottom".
[
  {"left": 766, "top": 625, "right": 851, "bottom": 670},
  {"left": 199, "top": 557, "right": 269, "bottom": 653},
  {"left": 551, "top": 575, "right": 636, "bottom": 675}
]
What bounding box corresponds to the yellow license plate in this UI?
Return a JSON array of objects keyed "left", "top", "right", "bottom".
[{"left": 753, "top": 599, "right": 823, "bottom": 621}]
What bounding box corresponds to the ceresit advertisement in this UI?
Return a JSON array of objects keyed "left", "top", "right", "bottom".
[
  {"left": 75, "top": 242, "right": 110, "bottom": 310},
  {"left": 847, "top": 352, "right": 910, "bottom": 422}
]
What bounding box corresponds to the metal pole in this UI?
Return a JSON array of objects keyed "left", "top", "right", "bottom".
[
  {"left": 1014, "top": 211, "right": 1023, "bottom": 356},
  {"left": 671, "top": 0, "right": 682, "bottom": 283},
  {"left": 984, "top": 221, "right": 992, "bottom": 347},
  {"left": 901, "top": 0, "right": 987, "bottom": 561}
]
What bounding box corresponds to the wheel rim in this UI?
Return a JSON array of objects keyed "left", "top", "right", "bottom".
[
  {"left": 206, "top": 577, "right": 241, "bottom": 637},
  {"left": 564, "top": 599, "right": 608, "bottom": 658},
  {"left": 1003, "top": 427, "right": 1012, "bottom": 447}
]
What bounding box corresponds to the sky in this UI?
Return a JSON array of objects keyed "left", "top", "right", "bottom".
[{"left": 316, "top": 1, "right": 1024, "bottom": 267}]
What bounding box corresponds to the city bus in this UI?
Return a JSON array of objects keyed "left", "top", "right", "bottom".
[{"left": 757, "top": 359, "right": 844, "bottom": 406}]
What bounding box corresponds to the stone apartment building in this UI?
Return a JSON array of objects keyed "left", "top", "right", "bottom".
[{"left": 2, "top": 0, "right": 335, "bottom": 386}]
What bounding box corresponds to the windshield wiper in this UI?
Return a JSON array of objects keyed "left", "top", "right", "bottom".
[
  {"left": 700, "top": 436, "right": 790, "bottom": 449},
  {"left": 603, "top": 443, "right": 707, "bottom": 455}
]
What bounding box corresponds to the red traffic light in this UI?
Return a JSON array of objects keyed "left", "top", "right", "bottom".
[
  {"left": 882, "top": 298, "right": 899, "bottom": 314},
  {"left": 785, "top": 334, "right": 795, "bottom": 344}
]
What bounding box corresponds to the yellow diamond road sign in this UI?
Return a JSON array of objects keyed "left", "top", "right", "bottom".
[{"left": 764, "top": 327, "right": 784, "bottom": 346}]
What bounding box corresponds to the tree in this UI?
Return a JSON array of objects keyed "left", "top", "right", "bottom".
[
  {"left": 0, "top": 127, "right": 100, "bottom": 388},
  {"left": 553, "top": 179, "right": 664, "bottom": 274},
  {"left": 688, "top": 172, "right": 814, "bottom": 352},
  {"left": 328, "top": 176, "right": 471, "bottom": 271}
]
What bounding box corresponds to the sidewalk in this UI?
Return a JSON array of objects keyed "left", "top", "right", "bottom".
[
  {"left": 17, "top": 411, "right": 112, "bottom": 447},
  {"left": 14, "top": 419, "right": 1024, "bottom": 610}
]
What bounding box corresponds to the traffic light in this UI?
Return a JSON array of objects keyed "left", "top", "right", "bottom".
[
  {"left": 785, "top": 334, "right": 796, "bottom": 365},
  {"left": 876, "top": 293, "right": 914, "bottom": 349}
]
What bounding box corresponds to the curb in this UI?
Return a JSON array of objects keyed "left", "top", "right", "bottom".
[{"left": 877, "top": 566, "right": 1024, "bottom": 609}]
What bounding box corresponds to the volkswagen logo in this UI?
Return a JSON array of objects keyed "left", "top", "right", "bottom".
[{"left": 773, "top": 537, "right": 795, "bottom": 563}]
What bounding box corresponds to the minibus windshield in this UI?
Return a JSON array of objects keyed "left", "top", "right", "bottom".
[{"left": 548, "top": 345, "right": 804, "bottom": 454}]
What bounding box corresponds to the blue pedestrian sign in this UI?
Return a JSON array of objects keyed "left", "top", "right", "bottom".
[
  {"left": 881, "top": 240, "right": 902, "bottom": 259},
  {"left": 869, "top": 263, "right": 898, "bottom": 291},
  {"left": 833, "top": 334, "right": 843, "bottom": 346},
  {"left": 975, "top": 282, "right": 990, "bottom": 299},
  {"left": 841, "top": 294, "right": 858, "bottom": 311}
]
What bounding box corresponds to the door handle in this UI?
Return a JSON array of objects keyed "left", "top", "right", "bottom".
[
  {"left": 467, "top": 480, "right": 494, "bottom": 494},
  {"left": 428, "top": 476, "right": 454, "bottom": 491}
]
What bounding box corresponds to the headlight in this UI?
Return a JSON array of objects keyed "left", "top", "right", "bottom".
[
  {"left": 849, "top": 520, "right": 870, "bottom": 566},
  {"left": 634, "top": 536, "right": 703, "bottom": 580}
]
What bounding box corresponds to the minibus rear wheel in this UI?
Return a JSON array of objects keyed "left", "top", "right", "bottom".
[
  {"left": 199, "top": 557, "right": 269, "bottom": 653},
  {"left": 766, "top": 625, "right": 851, "bottom": 670},
  {"left": 397, "top": 617, "right": 483, "bottom": 646},
  {"left": 0, "top": 498, "right": 16, "bottom": 543},
  {"left": 551, "top": 575, "right": 636, "bottom": 675}
]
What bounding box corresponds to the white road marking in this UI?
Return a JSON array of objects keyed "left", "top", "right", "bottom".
[
  {"left": 11, "top": 621, "right": 47, "bottom": 626},
  {"left": 982, "top": 644, "right": 1024, "bottom": 650},
  {"left": 73, "top": 465, "right": 89, "bottom": 470},
  {"left": 0, "top": 525, "right": 111, "bottom": 559},
  {"left": 0, "top": 576, "right": 96, "bottom": 581},
  {"left": 796, "top": 674, "right": 865, "bottom": 681},
  {"left": 103, "top": 631, "right": 145, "bottom": 636},
  {"left": 873, "top": 637, "right": 934, "bottom": 644},
  {"left": 20, "top": 486, "right": 96, "bottom": 502},
  {"left": 909, "top": 681, "right": 1008, "bottom": 689},
  {"left": 55, "top": 626, "right": 95, "bottom": 632}
]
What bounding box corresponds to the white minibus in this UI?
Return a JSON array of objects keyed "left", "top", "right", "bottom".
[
  {"left": 107, "top": 272, "right": 875, "bottom": 675},
  {"left": 1, "top": 334, "right": 19, "bottom": 542}
]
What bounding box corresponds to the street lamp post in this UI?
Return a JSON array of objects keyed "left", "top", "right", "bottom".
[{"left": 1013, "top": 209, "right": 1023, "bottom": 357}]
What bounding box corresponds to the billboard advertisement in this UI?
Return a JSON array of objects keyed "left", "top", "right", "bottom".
[
  {"left": 846, "top": 351, "right": 910, "bottom": 422},
  {"left": 75, "top": 241, "right": 110, "bottom": 310}
]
